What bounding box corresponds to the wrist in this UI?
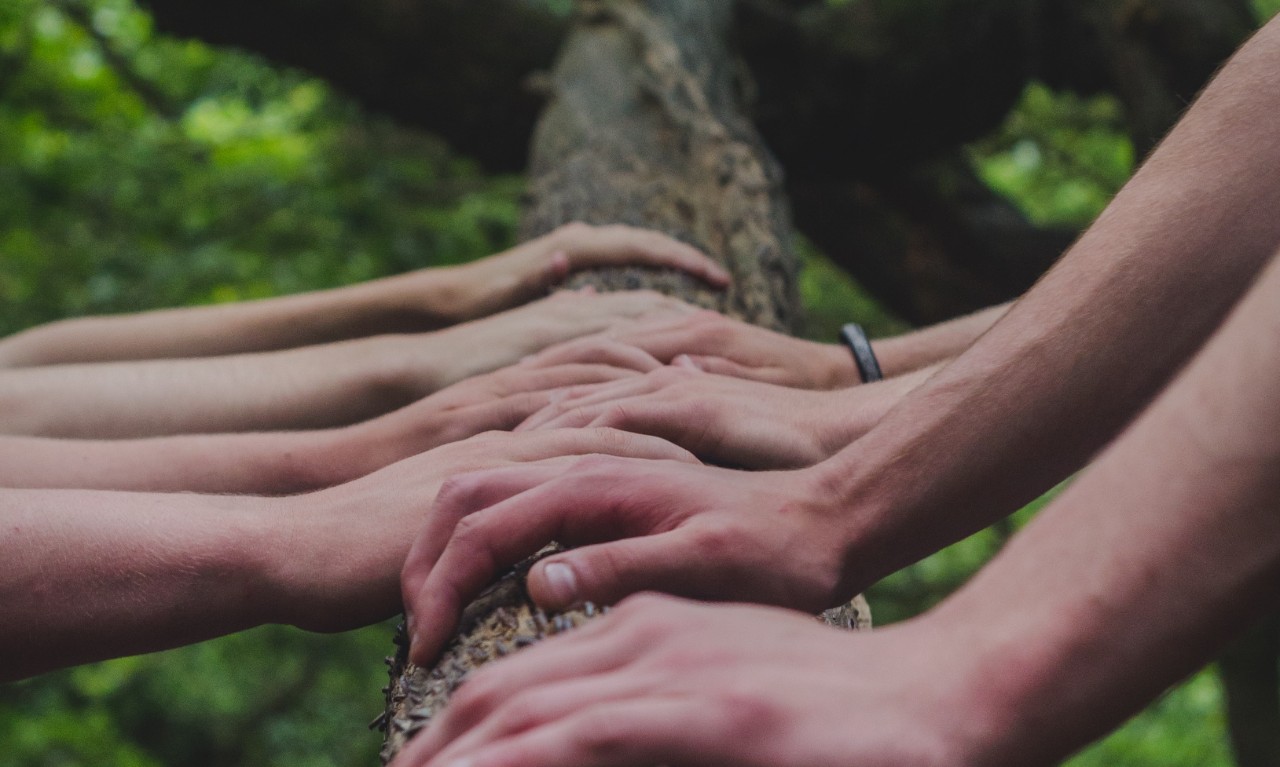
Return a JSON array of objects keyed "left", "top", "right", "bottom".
[{"left": 265, "top": 488, "right": 402, "bottom": 633}]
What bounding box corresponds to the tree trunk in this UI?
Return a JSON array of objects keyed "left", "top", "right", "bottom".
[{"left": 377, "top": 2, "right": 868, "bottom": 760}]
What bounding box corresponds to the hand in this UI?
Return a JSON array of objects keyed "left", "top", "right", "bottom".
[
  {"left": 524, "top": 310, "right": 860, "bottom": 389},
  {"left": 391, "top": 595, "right": 987, "bottom": 767},
  {"left": 269, "top": 429, "right": 699, "bottom": 634},
  {"left": 401, "top": 455, "right": 860, "bottom": 665},
  {"left": 518, "top": 364, "right": 849, "bottom": 469},
  {"left": 406, "top": 289, "right": 698, "bottom": 396},
  {"left": 341, "top": 360, "right": 655, "bottom": 477},
  {"left": 453, "top": 223, "right": 731, "bottom": 320}
]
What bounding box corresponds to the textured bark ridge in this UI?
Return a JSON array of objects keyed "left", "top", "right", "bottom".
[
  {"left": 521, "top": 0, "right": 799, "bottom": 332},
  {"left": 378, "top": 2, "right": 867, "bottom": 761}
]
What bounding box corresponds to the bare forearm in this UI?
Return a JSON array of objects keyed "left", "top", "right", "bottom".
[
  {"left": 823, "top": 20, "right": 1280, "bottom": 585},
  {"left": 0, "top": 270, "right": 466, "bottom": 368},
  {"left": 934, "top": 253, "right": 1280, "bottom": 765},
  {"left": 0, "top": 429, "right": 373, "bottom": 494},
  {"left": 0, "top": 336, "right": 420, "bottom": 438},
  {"left": 0, "top": 488, "right": 286, "bottom": 681}
]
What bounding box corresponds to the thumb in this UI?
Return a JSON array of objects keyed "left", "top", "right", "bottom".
[{"left": 526, "top": 531, "right": 715, "bottom": 611}]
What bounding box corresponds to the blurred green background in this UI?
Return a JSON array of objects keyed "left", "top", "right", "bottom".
[{"left": 2, "top": 0, "right": 1277, "bottom": 764}]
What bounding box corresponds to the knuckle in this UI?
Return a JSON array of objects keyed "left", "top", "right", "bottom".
[
  {"left": 688, "top": 525, "right": 738, "bottom": 561},
  {"left": 713, "top": 689, "right": 779, "bottom": 739}
]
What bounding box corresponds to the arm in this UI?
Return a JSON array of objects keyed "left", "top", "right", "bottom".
[
  {"left": 0, "top": 290, "right": 692, "bottom": 438},
  {"left": 0, "top": 224, "right": 727, "bottom": 368},
  {"left": 0, "top": 428, "right": 696, "bottom": 682},
  {"left": 527, "top": 300, "right": 1003, "bottom": 391},
  {"left": 0, "top": 361, "right": 646, "bottom": 493},
  {"left": 392, "top": 236, "right": 1280, "bottom": 767},
  {"left": 400, "top": 17, "right": 1280, "bottom": 662}
]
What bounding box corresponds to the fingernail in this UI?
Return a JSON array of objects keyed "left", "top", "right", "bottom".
[
  {"left": 673, "top": 354, "right": 702, "bottom": 371},
  {"left": 541, "top": 562, "right": 578, "bottom": 607},
  {"left": 443, "top": 759, "right": 473, "bottom": 767}
]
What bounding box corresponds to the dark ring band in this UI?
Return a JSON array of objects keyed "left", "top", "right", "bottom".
[{"left": 840, "top": 323, "right": 883, "bottom": 384}]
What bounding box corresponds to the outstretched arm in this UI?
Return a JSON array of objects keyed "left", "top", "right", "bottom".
[
  {"left": 0, "top": 428, "right": 695, "bottom": 682},
  {"left": 0, "top": 224, "right": 727, "bottom": 368},
  {"left": 0, "top": 290, "right": 692, "bottom": 439},
  {"left": 0, "top": 360, "right": 648, "bottom": 493},
  {"left": 391, "top": 230, "right": 1280, "bottom": 767},
  {"left": 531, "top": 302, "right": 1004, "bottom": 390}
]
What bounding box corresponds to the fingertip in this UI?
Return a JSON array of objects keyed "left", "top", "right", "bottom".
[
  {"left": 704, "top": 262, "right": 732, "bottom": 287},
  {"left": 672, "top": 354, "right": 703, "bottom": 371},
  {"left": 529, "top": 559, "right": 580, "bottom": 612},
  {"left": 548, "top": 250, "right": 570, "bottom": 282}
]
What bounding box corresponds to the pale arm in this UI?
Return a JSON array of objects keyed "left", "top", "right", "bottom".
[
  {"left": 0, "top": 290, "right": 692, "bottom": 439},
  {"left": 0, "top": 223, "right": 727, "bottom": 368},
  {"left": 0, "top": 361, "right": 645, "bottom": 493}
]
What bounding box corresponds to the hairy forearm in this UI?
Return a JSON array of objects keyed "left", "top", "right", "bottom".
[
  {"left": 934, "top": 253, "right": 1280, "bottom": 765},
  {"left": 874, "top": 303, "right": 1010, "bottom": 378},
  {"left": 0, "top": 488, "right": 286, "bottom": 681},
  {"left": 0, "top": 270, "right": 469, "bottom": 369},
  {"left": 823, "top": 19, "right": 1280, "bottom": 585}
]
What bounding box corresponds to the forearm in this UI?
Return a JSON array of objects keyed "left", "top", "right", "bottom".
[
  {"left": 0, "top": 488, "right": 287, "bottom": 681},
  {"left": 0, "top": 270, "right": 469, "bottom": 368},
  {"left": 0, "top": 335, "right": 418, "bottom": 438},
  {"left": 873, "top": 302, "right": 1010, "bottom": 377},
  {"left": 0, "top": 427, "right": 380, "bottom": 494},
  {"left": 932, "top": 253, "right": 1280, "bottom": 765},
  {"left": 821, "top": 19, "right": 1280, "bottom": 585}
]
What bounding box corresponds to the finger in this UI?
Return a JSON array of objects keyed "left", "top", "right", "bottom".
[
  {"left": 408, "top": 454, "right": 685, "bottom": 664},
  {"left": 517, "top": 375, "right": 664, "bottom": 432},
  {"left": 677, "top": 354, "right": 791, "bottom": 386},
  {"left": 568, "top": 225, "right": 731, "bottom": 287},
  {"left": 403, "top": 463, "right": 575, "bottom": 647},
  {"left": 417, "top": 697, "right": 735, "bottom": 767},
  {"left": 396, "top": 630, "right": 645, "bottom": 763},
  {"left": 522, "top": 338, "right": 663, "bottom": 374},
  {"left": 493, "top": 364, "right": 642, "bottom": 397},
  {"left": 496, "top": 428, "right": 698, "bottom": 466},
  {"left": 526, "top": 529, "right": 731, "bottom": 612},
  {"left": 407, "top": 437, "right": 696, "bottom": 661}
]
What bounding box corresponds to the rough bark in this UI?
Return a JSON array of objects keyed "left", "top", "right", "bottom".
[{"left": 377, "top": 2, "right": 868, "bottom": 761}]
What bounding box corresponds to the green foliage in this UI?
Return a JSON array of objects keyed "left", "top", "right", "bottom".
[
  {"left": 0, "top": 0, "right": 523, "bottom": 339},
  {"left": 0, "top": 1, "right": 1252, "bottom": 765},
  {"left": 970, "top": 83, "right": 1134, "bottom": 227}
]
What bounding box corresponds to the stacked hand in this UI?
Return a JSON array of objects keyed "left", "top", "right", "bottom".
[
  {"left": 400, "top": 454, "right": 864, "bottom": 666},
  {"left": 447, "top": 223, "right": 731, "bottom": 321},
  {"left": 520, "top": 310, "right": 860, "bottom": 390},
  {"left": 517, "top": 364, "right": 841, "bottom": 469}
]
